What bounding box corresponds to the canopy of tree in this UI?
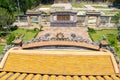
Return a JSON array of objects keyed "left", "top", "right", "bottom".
[{"left": 0, "top": 0, "right": 42, "bottom": 31}]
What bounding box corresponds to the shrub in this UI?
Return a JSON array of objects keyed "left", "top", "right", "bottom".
[
  {"left": 108, "top": 35, "right": 117, "bottom": 47},
  {"left": 88, "top": 27, "right": 96, "bottom": 33},
  {"left": 7, "top": 34, "right": 15, "bottom": 45},
  {"left": 0, "top": 32, "right": 8, "bottom": 37},
  {"left": 40, "top": 25, "right": 43, "bottom": 31},
  {"left": 34, "top": 28, "right": 39, "bottom": 31},
  {"left": 10, "top": 25, "right": 18, "bottom": 31}
]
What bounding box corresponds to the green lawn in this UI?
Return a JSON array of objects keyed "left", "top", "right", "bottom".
[
  {"left": 103, "top": 11, "right": 119, "bottom": 15},
  {"left": 89, "top": 29, "right": 117, "bottom": 43},
  {"left": 12, "top": 28, "right": 39, "bottom": 41},
  {"left": 0, "top": 45, "right": 4, "bottom": 54},
  {"left": 92, "top": 6, "right": 108, "bottom": 8},
  {"left": 89, "top": 29, "right": 120, "bottom": 58},
  {"left": 40, "top": 4, "right": 52, "bottom": 8},
  {"left": 0, "top": 28, "right": 38, "bottom": 54},
  {"left": 72, "top": 3, "right": 84, "bottom": 8}
]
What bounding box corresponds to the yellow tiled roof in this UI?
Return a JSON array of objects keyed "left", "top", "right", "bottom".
[
  {"left": 1, "top": 50, "right": 117, "bottom": 75},
  {"left": 0, "top": 71, "right": 119, "bottom": 80}
]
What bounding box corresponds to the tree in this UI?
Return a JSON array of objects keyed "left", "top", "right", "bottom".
[
  {"left": 0, "top": 0, "right": 14, "bottom": 16},
  {"left": 0, "top": 0, "right": 16, "bottom": 36},
  {"left": 0, "top": 7, "right": 13, "bottom": 31},
  {"left": 18, "top": 0, "right": 42, "bottom": 14},
  {"left": 113, "top": 0, "right": 120, "bottom": 8}
]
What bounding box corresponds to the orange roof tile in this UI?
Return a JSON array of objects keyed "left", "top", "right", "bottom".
[
  {"left": 0, "top": 71, "right": 119, "bottom": 80},
  {"left": 1, "top": 52, "right": 116, "bottom": 75}
]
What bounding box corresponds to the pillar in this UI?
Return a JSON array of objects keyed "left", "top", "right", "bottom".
[
  {"left": 108, "top": 16, "right": 111, "bottom": 25},
  {"left": 85, "top": 16, "right": 89, "bottom": 27},
  {"left": 73, "top": 14, "right": 77, "bottom": 22},
  {"left": 96, "top": 16, "right": 100, "bottom": 27},
  {"left": 27, "top": 16, "right": 31, "bottom": 26},
  {"left": 38, "top": 16, "right": 41, "bottom": 25}
]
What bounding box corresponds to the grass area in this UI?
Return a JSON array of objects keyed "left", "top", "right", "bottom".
[
  {"left": 89, "top": 29, "right": 120, "bottom": 58},
  {"left": 40, "top": 4, "right": 52, "bottom": 8},
  {"left": 11, "top": 28, "right": 38, "bottom": 41},
  {"left": 0, "top": 45, "right": 4, "bottom": 54},
  {"left": 103, "top": 11, "right": 119, "bottom": 15},
  {"left": 72, "top": 3, "right": 84, "bottom": 8},
  {"left": 89, "top": 29, "right": 117, "bottom": 43},
  {"left": 0, "top": 28, "right": 39, "bottom": 54},
  {"left": 92, "top": 6, "right": 108, "bottom": 8}
]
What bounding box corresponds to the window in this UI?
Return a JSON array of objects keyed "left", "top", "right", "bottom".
[{"left": 57, "top": 15, "right": 70, "bottom": 21}]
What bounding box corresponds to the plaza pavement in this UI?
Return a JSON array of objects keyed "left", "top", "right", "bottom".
[{"left": 36, "top": 27, "right": 91, "bottom": 41}]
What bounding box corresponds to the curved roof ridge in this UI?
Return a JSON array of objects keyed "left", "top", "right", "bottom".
[{"left": 22, "top": 41, "right": 100, "bottom": 50}]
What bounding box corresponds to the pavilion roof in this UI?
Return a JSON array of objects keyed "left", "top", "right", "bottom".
[
  {"left": 0, "top": 49, "right": 119, "bottom": 75},
  {"left": 0, "top": 71, "right": 119, "bottom": 80}
]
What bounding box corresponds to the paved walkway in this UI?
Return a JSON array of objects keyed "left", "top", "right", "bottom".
[{"left": 36, "top": 27, "right": 91, "bottom": 41}]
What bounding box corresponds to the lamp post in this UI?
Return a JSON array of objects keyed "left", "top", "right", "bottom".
[{"left": 17, "top": 0, "right": 20, "bottom": 26}]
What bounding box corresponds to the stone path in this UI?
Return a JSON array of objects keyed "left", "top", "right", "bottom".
[{"left": 36, "top": 27, "right": 91, "bottom": 41}]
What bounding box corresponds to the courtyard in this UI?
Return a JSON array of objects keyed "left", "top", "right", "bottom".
[{"left": 36, "top": 27, "right": 91, "bottom": 41}]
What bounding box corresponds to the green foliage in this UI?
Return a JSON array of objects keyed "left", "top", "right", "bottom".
[
  {"left": 40, "top": 25, "right": 43, "bottom": 31},
  {"left": 93, "top": 6, "right": 108, "bottom": 8},
  {"left": 113, "top": 0, "right": 120, "bottom": 8},
  {"left": 0, "top": 32, "right": 8, "bottom": 37},
  {"left": 113, "top": 13, "right": 120, "bottom": 40},
  {"left": 89, "top": 29, "right": 120, "bottom": 58},
  {"left": 107, "top": 35, "right": 117, "bottom": 47},
  {"left": 72, "top": 3, "right": 84, "bottom": 8},
  {"left": 7, "top": 34, "right": 15, "bottom": 45},
  {"left": 12, "top": 28, "right": 38, "bottom": 41},
  {"left": 10, "top": 25, "right": 18, "bottom": 31},
  {"left": 88, "top": 27, "right": 96, "bottom": 33},
  {"left": 113, "top": 12, "right": 120, "bottom": 24},
  {"left": 0, "top": 0, "right": 16, "bottom": 32},
  {"left": 0, "top": 45, "right": 4, "bottom": 54},
  {"left": 34, "top": 28, "right": 40, "bottom": 31},
  {"left": 0, "top": 7, "right": 13, "bottom": 30}
]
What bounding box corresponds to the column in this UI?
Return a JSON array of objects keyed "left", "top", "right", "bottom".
[
  {"left": 38, "top": 16, "right": 41, "bottom": 25},
  {"left": 85, "top": 16, "right": 89, "bottom": 27},
  {"left": 50, "top": 15, "right": 54, "bottom": 22},
  {"left": 96, "top": 16, "right": 100, "bottom": 27},
  {"left": 108, "top": 16, "right": 111, "bottom": 25},
  {"left": 27, "top": 16, "right": 31, "bottom": 26},
  {"left": 73, "top": 14, "right": 77, "bottom": 22}
]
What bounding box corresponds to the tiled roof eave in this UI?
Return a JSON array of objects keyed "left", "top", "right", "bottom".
[{"left": 0, "top": 71, "right": 119, "bottom": 80}]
